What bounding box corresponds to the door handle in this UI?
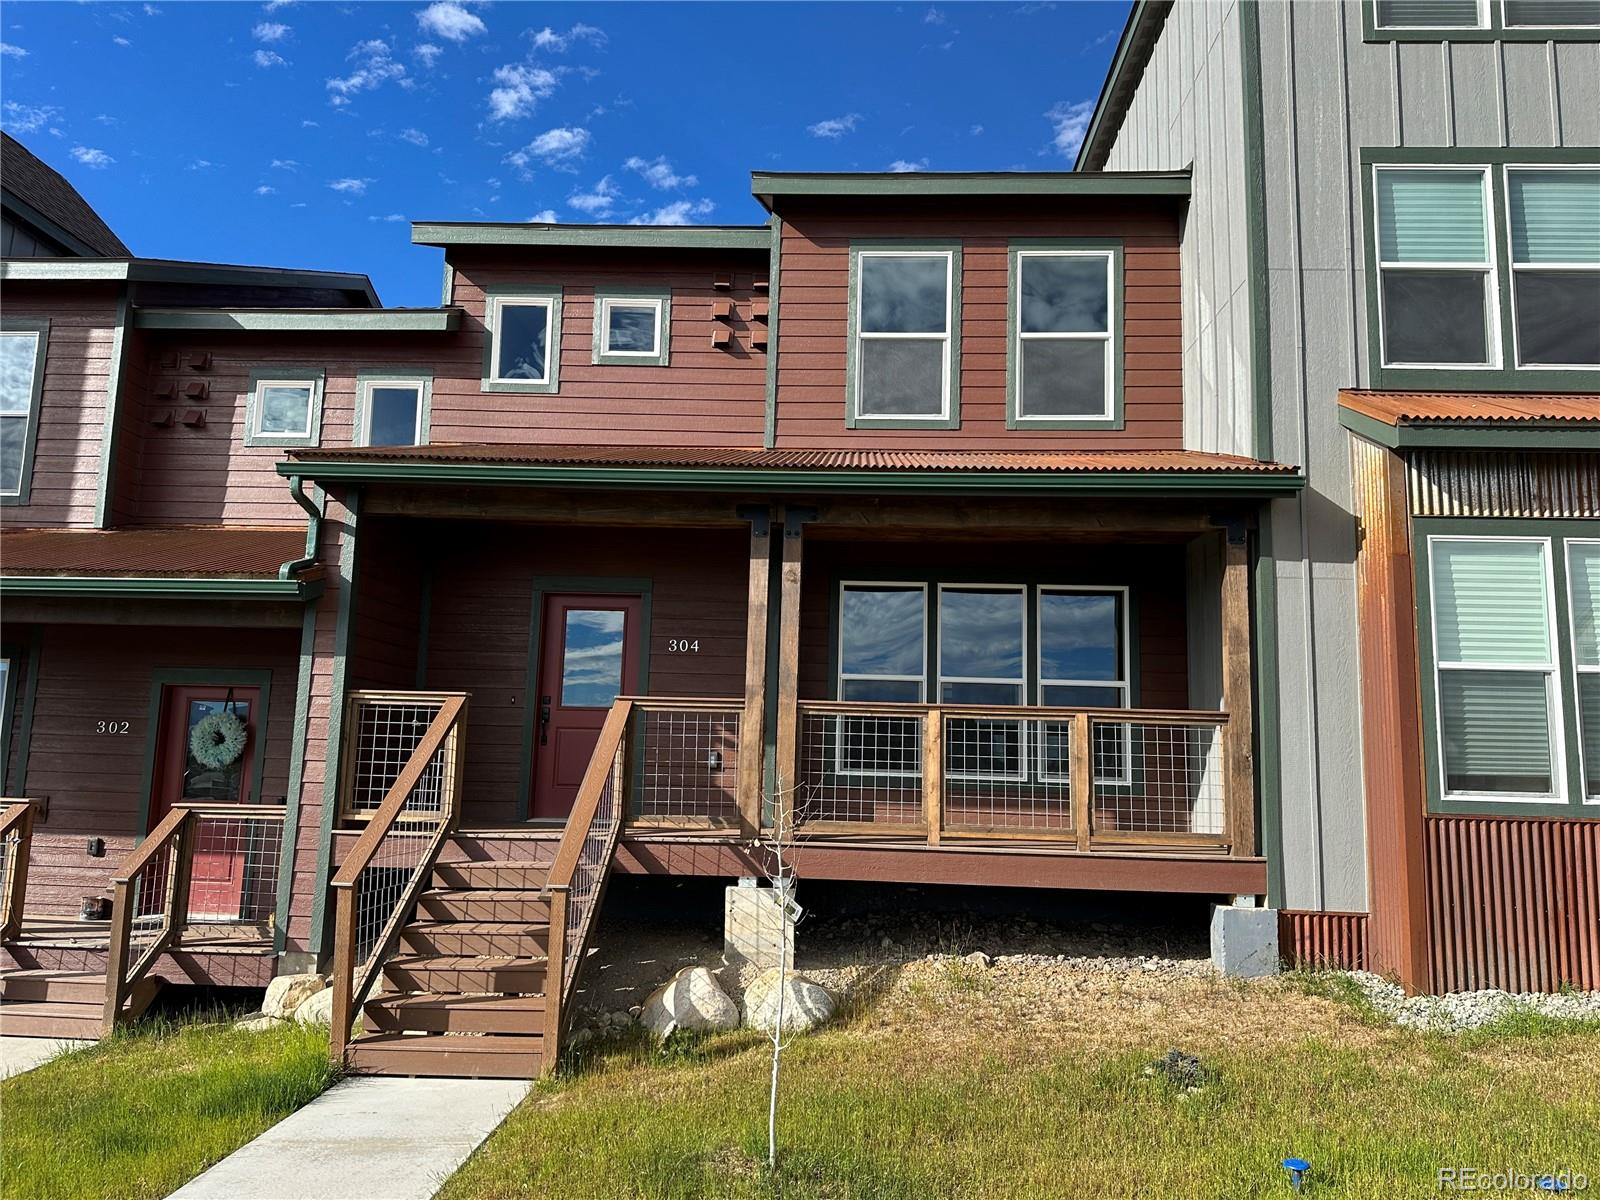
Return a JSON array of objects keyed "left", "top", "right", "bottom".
[{"left": 538, "top": 700, "right": 551, "bottom": 746}]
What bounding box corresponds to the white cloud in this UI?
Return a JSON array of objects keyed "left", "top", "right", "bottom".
[
  {"left": 71, "top": 146, "right": 114, "bottom": 168},
  {"left": 113, "top": 36, "right": 133, "bottom": 47},
  {"left": 487, "top": 63, "right": 558, "bottom": 121},
  {"left": 262, "top": 0, "right": 293, "bottom": 9},
  {"left": 970, "top": 124, "right": 984, "bottom": 136},
  {"left": 188, "top": 158, "right": 215, "bottom": 171},
  {"left": 328, "top": 176, "right": 374, "bottom": 194},
  {"left": 398, "top": 127, "right": 429, "bottom": 146},
  {"left": 413, "top": 42, "right": 442, "bottom": 67},
  {"left": 530, "top": 23, "right": 606, "bottom": 52},
  {"left": 1045, "top": 98, "right": 1095, "bottom": 158},
  {"left": 254, "top": 184, "right": 276, "bottom": 195},
  {"left": 505, "top": 125, "right": 589, "bottom": 176},
  {"left": 628, "top": 198, "right": 715, "bottom": 226},
  {"left": 807, "top": 113, "right": 860, "bottom": 139},
  {"left": 623, "top": 155, "right": 696, "bottom": 191},
  {"left": 144, "top": 2, "right": 161, "bottom": 13},
  {"left": 416, "top": 1, "right": 485, "bottom": 43},
  {"left": 529, "top": 209, "right": 559, "bottom": 223},
  {"left": 566, "top": 174, "right": 620, "bottom": 217},
  {"left": 327, "top": 39, "right": 406, "bottom": 104},
  {"left": 888, "top": 158, "right": 928, "bottom": 173},
  {"left": 270, "top": 158, "right": 298, "bottom": 170},
  {"left": 924, "top": 6, "right": 946, "bottom": 23},
  {"left": 3, "top": 102, "right": 63, "bottom": 134},
  {"left": 252, "top": 21, "right": 290, "bottom": 41},
  {"left": 301, "top": 119, "right": 319, "bottom": 127},
  {"left": 369, "top": 212, "right": 407, "bottom": 222},
  {"left": 254, "top": 49, "right": 287, "bottom": 67},
  {"left": 0, "top": 42, "right": 27, "bottom": 58}
]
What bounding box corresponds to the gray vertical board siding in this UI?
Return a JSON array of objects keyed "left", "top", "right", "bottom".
[
  {"left": 1397, "top": 42, "right": 1451, "bottom": 146},
  {"left": 1502, "top": 41, "right": 1558, "bottom": 146},
  {"left": 1553, "top": 42, "right": 1600, "bottom": 143},
  {"left": 1448, "top": 42, "right": 1506, "bottom": 144}
]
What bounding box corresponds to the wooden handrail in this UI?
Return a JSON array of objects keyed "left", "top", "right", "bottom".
[
  {"left": 172, "top": 803, "right": 288, "bottom": 818},
  {"left": 796, "top": 699, "right": 1231, "bottom": 724},
  {"left": 111, "top": 806, "right": 188, "bottom": 884},
  {"left": 1, "top": 799, "right": 37, "bottom": 943},
  {"left": 103, "top": 805, "right": 194, "bottom": 1034},
  {"left": 545, "top": 700, "right": 633, "bottom": 890},
  {"left": 328, "top": 694, "right": 467, "bottom": 1066}
]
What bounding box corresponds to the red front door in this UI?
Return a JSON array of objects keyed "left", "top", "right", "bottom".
[
  {"left": 530, "top": 594, "right": 643, "bottom": 820},
  {"left": 150, "top": 685, "right": 261, "bottom": 920}
]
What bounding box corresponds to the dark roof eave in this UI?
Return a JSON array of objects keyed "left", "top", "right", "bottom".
[
  {"left": 1073, "top": 1, "right": 1175, "bottom": 172},
  {"left": 0, "top": 575, "right": 321, "bottom": 599},
  {"left": 132, "top": 307, "right": 462, "bottom": 333},
  {"left": 0, "top": 258, "right": 381, "bottom": 306},
  {"left": 751, "top": 170, "right": 1190, "bottom": 210},
  {"left": 275, "top": 458, "right": 1305, "bottom": 497},
  {"left": 1337, "top": 407, "right": 1600, "bottom": 451},
  {"left": 412, "top": 223, "right": 773, "bottom": 251}
]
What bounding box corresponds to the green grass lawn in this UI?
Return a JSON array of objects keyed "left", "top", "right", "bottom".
[
  {"left": 440, "top": 965, "right": 1600, "bottom": 1200},
  {"left": 0, "top": 1017, "right": 336, "bottom": 1200}
]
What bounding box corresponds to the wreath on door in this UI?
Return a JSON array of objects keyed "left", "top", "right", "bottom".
[{"left": 190, "top": 705, "right": 249, "bottom": 771}]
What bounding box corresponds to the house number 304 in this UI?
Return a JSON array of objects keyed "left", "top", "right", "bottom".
[
  {"left": 96, "top": 721, "right": 131, "bottom": 734},
  {"left": 667, "top": 639, "right": 700, "bottom": 653}
]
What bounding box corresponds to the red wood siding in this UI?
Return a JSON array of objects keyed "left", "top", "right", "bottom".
[
  {"left": 773, "top": 200, "right": 1184, "bottom": 450},
  {"left": 4, "top": 283, "right": 121, "bottom": 527},
  {"left": 348, "top": 517, "right": 424, "bottom": 691},
  {"left": 15, "top": 623, "right": 297, "bottom": 918},
  {"left": 797, "top": 539, "right": 1190, "bottom": 705}
]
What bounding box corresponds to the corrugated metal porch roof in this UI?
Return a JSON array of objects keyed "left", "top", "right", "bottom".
[
  {"left": 1339, "top": 389, "right": 1600, "bottom": 426},
  {"left": 0, "top": 526, "right": 316, "bottom": 579}
]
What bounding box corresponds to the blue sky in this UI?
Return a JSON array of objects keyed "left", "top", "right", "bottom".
[{"left": 0, "top": 1, "right": 1130, "bottom": 306}]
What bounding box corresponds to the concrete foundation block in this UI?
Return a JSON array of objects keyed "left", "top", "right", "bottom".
[
  {"left": 724, "top": 885, "right": 793, "bottom": 970},
  {"left": 1210, "top": 904, "right": 1280, "bottom": 979}
]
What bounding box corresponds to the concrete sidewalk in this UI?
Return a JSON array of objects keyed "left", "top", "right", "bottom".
[
  {"left": 0, "top": 1036, "right": 92, "bottom": 1079},
  {"left": 166, "top": 1075, "right": 532, "bottom": 1200}
]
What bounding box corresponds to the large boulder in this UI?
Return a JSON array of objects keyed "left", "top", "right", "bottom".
[
  {"left": 293, "top": 987, "right": 336, "bottom": 1027},
  {"left": 234, "top": 1013, "right": 286, "bottom": 1032},
  {"left": 263, "top": 973, "right": 326, "bottom": 1020},
  {"left": 640, "top": 966, "right": 739, "bottom": 1039},
  {"left": 743, "top": 970, "right": 835, "bottom": 1035}
]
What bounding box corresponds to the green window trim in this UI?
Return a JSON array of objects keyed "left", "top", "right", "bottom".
[
  {"left": 243, "top": 367, "right": 326, "bottom": 449},
  {"left": 0, "top": 641, "right": 18, "bottom": 790},
  {"left": 846, "top": 240, "right": 963, "bottom": 431},
  {"left": 0, "top": 316, "right": 49, "bottom": 507},
  {"left": 1360, "top": 148, "right": 1600, "bottom": 392},
  {"left": 352, "top": 370, "right": 433, "bottom": 448},
  {"left": 1364, "top": 0, "right": 1600, "bottom": 41},
  {"left": 482, "top": 286, "right": 563, "bottom": 394},
  {"left": 1005, "top": 238, "right": 1125, "bottom": 431},
  {"left": 1415, "top": 516, "right": 1600, "bottom": 818},
  {"left": 590, "top": 287, "right": 672, "bottom": 368}
]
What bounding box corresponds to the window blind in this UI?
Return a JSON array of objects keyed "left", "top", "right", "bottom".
[
  {"left": 1375, "top": 0, "right": 1482, "bottom": 25},
  {"left": 1433, "top": 540, "right": 1551, "bottom": 664},
  {"left": 1377, "top": 170, "right": 1488, "bottom": 263},
  {"left": 1509, "top": 170, "right": 1600, "bottom": 264}
]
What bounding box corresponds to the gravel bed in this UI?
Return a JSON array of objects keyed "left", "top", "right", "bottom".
[{"left": 1346, "top": 970, "right": 1600, "bottom": 1032}]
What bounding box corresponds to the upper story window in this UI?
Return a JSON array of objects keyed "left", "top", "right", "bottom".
[
  {"left": 0, "top": 319, "right": 47, "bottom": 505},
  {"left": 1365, "top": 152, "right": 1600, "bottom": 388},
  {"left": 1008, "top": 242, "right": 1123, "bottom": 429},
  {"left": 244, "top": 368, "right": 324, "bottom": 449},
  {"left": 484, "top": 291, "right": 560, "bottom": 394},
  {"left": 848, "top": 245, "right": 961, "bottom": 429},
  {"left": 592, "top": 288, "right": 671, "bottom": 368},
  {"left": 1370, "top": 0, "right": 1600, "bottom": 36},
  {"left": 355, "top": 372, "right": 431, "bottom": 447}
]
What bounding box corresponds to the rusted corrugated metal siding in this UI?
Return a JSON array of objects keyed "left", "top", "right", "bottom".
[
  {"left": 1350, "top": 434, "right": 1430, "bottom": 991},
  {"left": 0, "top": 525, "right": 308, "bottom": 577},
  {"left": 1408, "top": 451, "right": 1600, "bottom": 519},
  {"left": 1278, "top": 910, "right": 1369, "bottom": 970},
  {"left": 1426, "top": 815, "right": 1600, "bottom": 993}
]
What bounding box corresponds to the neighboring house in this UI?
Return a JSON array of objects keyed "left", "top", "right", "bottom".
[
  {"left": 0, "top": 144, "right": 1304, "bottom": 1071},
  {"left": 2, "top": 131, "right": 130, "bottom": 258},
  {"left": 1078, "top": 0, "right": 1599, "bottom": 993}
]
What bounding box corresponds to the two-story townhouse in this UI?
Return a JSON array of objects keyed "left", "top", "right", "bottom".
[
  {"left": 1079, "top": 0, "right": 1600, "bottom": 994},
  {"left": 0, "top": 164, "right": 1305, "bottom": 1075}
]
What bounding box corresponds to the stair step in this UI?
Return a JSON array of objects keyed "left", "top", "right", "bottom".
[
  {"left": 345, "top": 1032, "right": 544, "bottom": 1079},
  {"left": 0, "top": 999, "right": 103, "bottom": 1039},
  {"left": 416, "top": 889, "right": 550, "bottom": 923},
  {"left": 430, "top": 862, "right": 549, "bottom": 891},
  {"left": 400, "top": 922, "right": 551, "bottom": 958},
  {"left": 0, "top": 970, "right": 108, "bottom": 1005},
  {"left": 382, "top": 954, "right": 547, "bottom": 994},
  {"left": 363, "top": 991, "right": 546, "bottom": 1035}
]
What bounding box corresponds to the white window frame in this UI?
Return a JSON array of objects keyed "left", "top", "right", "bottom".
[
  {"left": 599, "top": 296, "right": 663, "bottom": 359},
  {"left": 1013, "top": 249, "right": 1116, "bottom": 423},
  {"left": 1504, "top": 163, "right": 1600, "bottom": 371},
  {"left": 937, "top": 584, "right": 1028, "bottom": 783},
  {"left": 1372, "top": 164, "right": 1502, "bottom": 370},
  {"left": 1036, "top": 585, "right": 1132, "bottom": 786},
  {"left": 248, "top": 378, "right": 317, "bottom": 443},
  {"left": 835, "top": 581, "right": 928, "bottom": 779},
  {"left": 355, "top": 378, "right": 427, "bottom": 448},
  {"left": 1501, "top": 0, "right": 1600, "bottom": 26},
  {"left": 1373, "top": 0, "right": 1488, "bottom": 27},
  {"left": 1427, "top": 534, "right": 1567, "bottom": 805},
  {"left": 487, "top": 295, "right": 556, "bottom": 385},
  {"left": 1564, "top": 538, "right": 1600, "bottom": 804},
  {"left": 853, "top": 249, "right": 954, "bottom": 423},
  {"left": 0, "top": 328, "right": 42, "bottom": 500}
]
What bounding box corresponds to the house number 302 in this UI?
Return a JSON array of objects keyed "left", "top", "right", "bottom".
[
  {"left": 96, "top": 720, "right": 131, "bottom": 734},
  {"left": 667, "top": 639, "right": 700, "bottom": 653}
]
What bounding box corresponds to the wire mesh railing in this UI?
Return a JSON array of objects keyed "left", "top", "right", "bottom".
[
  {"left": 0, "top": 799, "right": 36, "bottom": 941},
  {"left": 1090, "top": 717, "right": 1226, "bottom": 838},
  {"left": 561, "top": 736, "right": 623, "bottom": 996},
  {"left": 182, "top": 810, "right": 286, "bottom": 930},
  {"left": 796, "top": 703, "right": 927, "bottom": 829},
  {"left": 624, "top": 701, "right": 741, "bottom": 827},
  {"left": 341, "top": 692, "right": 457, "bottom": 821}
]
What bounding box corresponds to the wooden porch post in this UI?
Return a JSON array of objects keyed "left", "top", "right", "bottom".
[
  {"left": 1219, "top": 525, "right": 1257, "bottom": 860},
  {"left": 773, "top": 507, "right": 808, "bottom": 829},
  {"left": 736, "top": 506, "right": 773, "bottom": 839}
]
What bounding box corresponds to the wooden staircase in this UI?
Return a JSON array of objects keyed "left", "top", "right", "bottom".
[
  {"left": 345, "top": 855, "right": 556, "bottom": 1079},
  {"left": 0, "top": 961, "right": 161, "bottom": 1039}
]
